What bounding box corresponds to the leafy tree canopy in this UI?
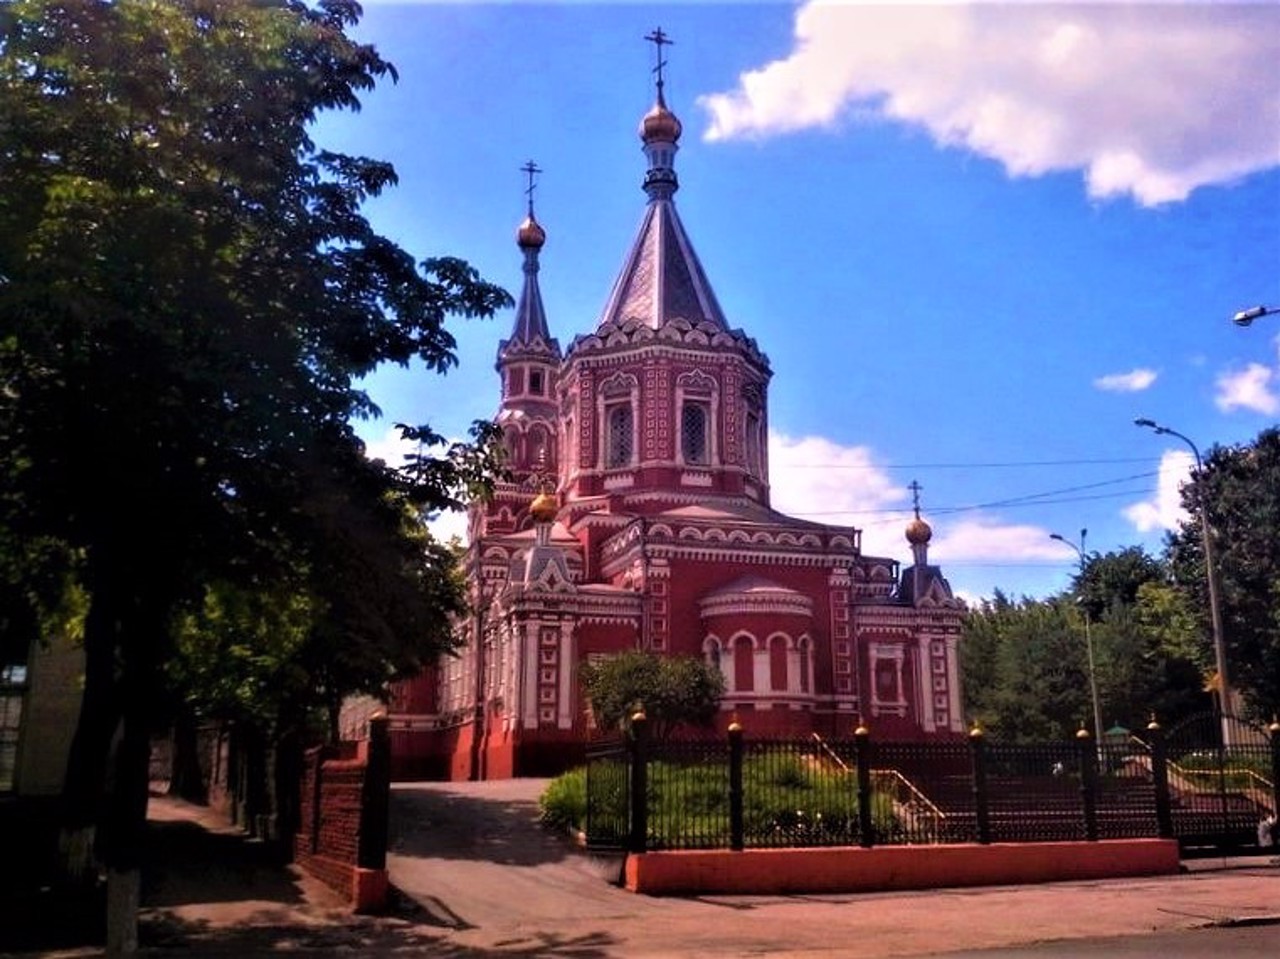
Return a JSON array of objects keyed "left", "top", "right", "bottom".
[
  {"left": 1166, "top": 427, "right": 1280, "bottom": 713},
  {"left": 581, "top": 651, "right": 724, "bottom": 741},
  {"left": 0, "top": 0, "right": 511, "bottom": 891}
]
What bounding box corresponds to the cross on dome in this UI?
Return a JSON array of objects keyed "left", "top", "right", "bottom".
[
  {"left": 516, "top": 159, "right": 546, "bottom": 251},
  {"left": 644, "top": 27, "right": 673, "bottom": 94}
]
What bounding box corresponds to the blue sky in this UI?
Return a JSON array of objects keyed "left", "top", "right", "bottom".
[{"left": 317, "top": 1, "right": 1280, "bottom": 603}]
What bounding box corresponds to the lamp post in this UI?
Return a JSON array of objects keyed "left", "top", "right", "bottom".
[
  {"left": 1134, "top": 418, "right": 1232, "bottom": 741},
  {"left": 1050, "top": 528, "right": 1105, "bottom": 747},
  {"left": 1232, "top": 305, "right": 1279, "bottom": 327}
]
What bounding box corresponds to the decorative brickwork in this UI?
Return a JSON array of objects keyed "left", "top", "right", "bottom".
[{"left": 294, "top": 718, "right": 390, "bottom": 912}]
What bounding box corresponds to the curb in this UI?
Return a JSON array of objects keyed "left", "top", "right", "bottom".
[{"left": 1208, "top": 914, "right": 1280, "bottom": 929}]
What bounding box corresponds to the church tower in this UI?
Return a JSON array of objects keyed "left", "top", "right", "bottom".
[
  {"left": 472, "top": 163, "right": 563, "bottom": 540},
  {"left": 387, "top": 31, "right": 965, "bottom": 781},
  {"left": 558, "top": 29, "right": 772, "bottom": 508}
]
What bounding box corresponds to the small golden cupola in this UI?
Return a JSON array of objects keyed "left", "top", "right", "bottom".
[
  {"left": 528, "top": 489, "right": 558, "bottom": 525},
  {"left": 517, "top": 212, "right": 545, "bottom": 251},
  {"left": 638, "top": 27, "right": 681, "bottom": 201},
  {"left": 906, "top": 516, "right": 933, "bottom": 547},
  {"left": 639, "top": 93, "right": 682, "bottom": 145}
]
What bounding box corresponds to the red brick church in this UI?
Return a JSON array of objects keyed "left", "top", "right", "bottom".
[{"left": 387, "top": 41, "right": 966, "bottom": 780}]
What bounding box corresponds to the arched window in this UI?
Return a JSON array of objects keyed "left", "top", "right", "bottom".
[
  {"left": 502, "top": 427, "right": 521, "bottom": 467},
  {"left": 528, "top": 424, "right": 552, "bottom": 472},
  {"left": 607, "top": 404, "right": 633, "bottom": 468},
  {"left": 681, "top": 401, "right": 709, "bottom": 465},
  {"left": 733, "top": 636, "right": 754, "bottom": 692},
  {"left": 769, "top": 635, "right": 788, "bottom": 692}
]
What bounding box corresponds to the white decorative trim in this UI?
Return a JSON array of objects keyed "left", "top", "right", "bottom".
[{"left": 680, "top": 472, "right": 714, "bottom": 487}]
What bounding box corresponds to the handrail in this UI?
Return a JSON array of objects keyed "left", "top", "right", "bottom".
[
  {"left": 871, "top": 768, "right": 946, "bottom": 822},
  {"left": 809, "top": 732, "right": 850, "bottom": 772}
]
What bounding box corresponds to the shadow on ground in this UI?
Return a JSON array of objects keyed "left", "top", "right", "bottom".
[
  {"left": 142, "top": 819, "right": 306, "bottom": 908},
  {"left": 388, "top": 786, "right": 574, "bottom": 867},
  {"left": 139, "top": 907, "right": 620, "bottom": 958}
]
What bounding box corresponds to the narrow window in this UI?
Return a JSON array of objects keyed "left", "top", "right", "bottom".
[
  {"left": 681, "top": 401, "right": 709, "bottom": 465},
  {"left": 529, "top": 369, "right": 544, "bottom": 395},
  {"left": 607, "top": 404, "right": 633, "bottom": 468},
  {"left": 769, "top": 636, "right": 788, "bottom": 692},
  {"left": 746, "top": 411, "right": 761, "bottom": 474}
]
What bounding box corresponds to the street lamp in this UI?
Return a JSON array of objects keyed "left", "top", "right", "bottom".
[
  {"left": 1050, "top": 528, "right": 1105, "bottom": 747},
  {"left": 1134, "top": 418, "right": 1232, "bottom": 739},
  {"left": 1232, "top": 305, "right": 1279, "bottom": 327}
]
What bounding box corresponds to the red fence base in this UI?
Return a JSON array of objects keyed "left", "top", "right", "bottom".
[{"left": 625, "top": 839, "right": 1180, "bottom": 896}]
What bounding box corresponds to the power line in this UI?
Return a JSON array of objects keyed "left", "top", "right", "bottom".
[
  {"left": 781, "top": 472, "right": 1159, "bottom": 521},
  {"left": 777, "top": 456, "right": 1156, "bottom": 470}
]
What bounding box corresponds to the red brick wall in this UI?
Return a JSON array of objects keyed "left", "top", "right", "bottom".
[{"left": 294, "top": 741, "right": 383, "bottom": 906}]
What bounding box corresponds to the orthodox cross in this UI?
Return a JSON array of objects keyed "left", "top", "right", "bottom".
[
  {"left": 520, "top": 160, "right": 541, "bottom": 216},
  {"left": 644, "top": 27, "right": 674, "bottom": 91},
  {"left": 908, "top": 479, "right": 924, "bottom": 520}
]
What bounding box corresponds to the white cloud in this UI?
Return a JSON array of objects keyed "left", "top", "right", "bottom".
[
  {"left": 1094, "top": 368, "right": 1157, "bottom": 393},
  {"left": 1124, "top": 449, "right": 1193, "bottom": 532},
  {"left": 362, "top": 425, "right": 417, "bottom": 469},
  {"left": 767, "top": 432, "right": 1063, "bottom": 570},
  {"left": 767, "top": 431, "right": 910, "bottom": 556},
  {"left": 362, "top": 426, "right": 471, "bottom": 544},
  {"left": 699, "top": 1, "right": 1280, "bottom": 205},
  {"left": 1215, "top": 362, "right": 1279, "bottom": 415},
  {"left": 929, "top": 516, "right": 1069, "bottom": 564}
]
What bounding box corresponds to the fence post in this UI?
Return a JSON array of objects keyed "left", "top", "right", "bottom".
[
  {"left": 854, "top": 720, "right": 874, "bottom": 848},
  {"left": 1077, "top": 726, "right": 1099, "bottom": 842},
  {"left": 728, "top": 719, "right": 744, "bottom": 851},
  {"left": 970, "top": 723, "right": 991, "bottom": 845},
  {"left": 1148, "top": 717, "right": 1174, "bottom": 840},
  {"left": 309, "top": 746, "right": 324, "bottom": 855},
  {"left": 1269, "top": 720, "right": 1280, "bottom": 833},
  {"left": 358, "top": 715, "right": 391, "bottom": 870},
  {"left": 629, "top": 709, "right": 649, "bottom": 854}
]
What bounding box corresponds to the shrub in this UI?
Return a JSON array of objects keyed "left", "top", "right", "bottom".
[{"left": 539, "top": 767, "right": 587, "bottom": 833}]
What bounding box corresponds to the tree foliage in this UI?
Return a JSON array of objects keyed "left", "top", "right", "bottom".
[
  {"left": 1166, "top": 427, "right": 1280, "bottom": 713},
  {"left": 581, "top": 651, "right": 724, "bottom": 741},
  {"left": 962, "top": 549, "right": 1208, "bottom": 739},
  {"left": 0, "top": 0, "right": 510, "bottom": 895}
]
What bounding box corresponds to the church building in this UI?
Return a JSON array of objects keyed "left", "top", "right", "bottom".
[{"left": 388, "top": 38, "right": 966, "bottom": 780}]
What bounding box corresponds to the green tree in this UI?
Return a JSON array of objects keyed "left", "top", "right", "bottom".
[
  {"left": 963, "top": 550, "right": 1207, "bottom": 738},
  {"left": 1074, "top": 546, "right": 1165, "bottom": 621},
  {"left": 581, "top": 651, "right": 725, "bottom": 741},
  {"left": 0, "top": 0, "right": 509, "bottom": 944},
  {"left": 1165, "top": 427, "right": 1280, "bottom": 714}
]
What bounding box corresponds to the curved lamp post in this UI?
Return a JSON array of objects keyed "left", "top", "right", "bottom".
[
  {"left": 1232, "top": 305, "right": 1279, "bottom": 327},
  {"left": 1134, "top": 418, "right": 1232, "bottom": 742},
  {"left": 1050, "top": 528, "right": 1105, "bottom": 747}
]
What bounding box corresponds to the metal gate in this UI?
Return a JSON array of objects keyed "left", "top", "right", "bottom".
[{"left": 1162, "top": 712, "right": 1279, "bottom": 854}]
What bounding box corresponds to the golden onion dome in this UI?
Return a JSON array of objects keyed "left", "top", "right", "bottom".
[
  {"left": 529, "top": 490, "right": 558, "bottom": 524},
  {"left": 905, "top": 517, "right": 933, "bottom": 546},
  {"left": 639, "top": 99, "right": 682, "bottom": 144},
  {"left": 516, "top": 214, "right": 546, "bottom": 250}
]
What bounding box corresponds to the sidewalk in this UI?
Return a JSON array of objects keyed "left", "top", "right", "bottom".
[{"left": 13, "top": 794, "right": 1280, "bottom": 958}]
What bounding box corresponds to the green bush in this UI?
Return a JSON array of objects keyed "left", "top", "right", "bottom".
[{"left": 539, "top": 767, "right": 587, "bottom": 833}]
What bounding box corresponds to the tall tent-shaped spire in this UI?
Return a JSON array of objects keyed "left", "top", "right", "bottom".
[
  {"left": 500, "top": 160, "right": 558, "bottom": 358},
  {"left": 594, "top": 28, "right": 728, "bottom": 333},
  {"left": 495, "top": 162, "right": 560, "bottom": 483}
]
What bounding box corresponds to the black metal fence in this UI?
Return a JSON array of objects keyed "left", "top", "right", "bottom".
[{"left": 584, "top": 715, "right": 1280, "bottom": 855}]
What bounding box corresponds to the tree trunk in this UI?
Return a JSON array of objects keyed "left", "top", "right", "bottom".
[
  {"left": 56, "top": 578, "right": 121, "bottom": 887},
  {"left": 168, "top": 709, "right": 208, "bottom": 804},
  {"left": 98, "top": 689, "right": 154, "bottom": 955},
  {"left": 272, "top": 725, "right": 304, "bottom": 861}
]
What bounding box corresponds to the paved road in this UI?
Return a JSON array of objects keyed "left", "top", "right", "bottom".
[{"left": 387, "top": 780, "right": 1280, "bottom": 958}]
